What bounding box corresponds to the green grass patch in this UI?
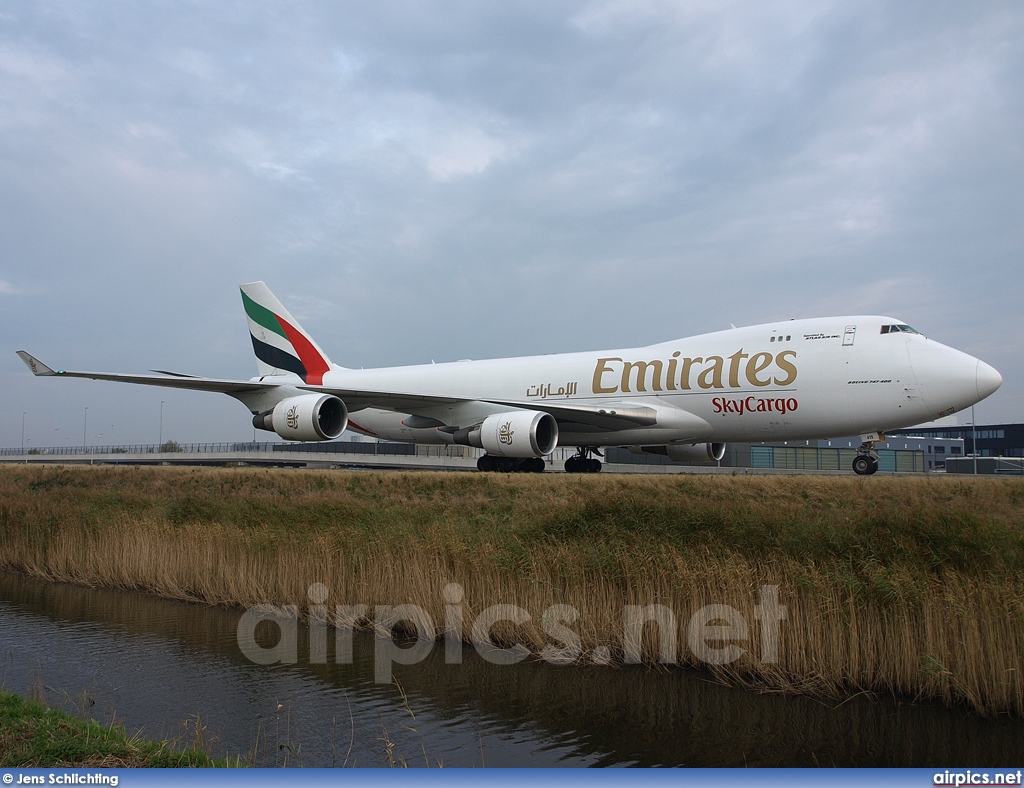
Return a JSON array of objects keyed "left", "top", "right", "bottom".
[{"left": 0, "top": 689, "right": 238, "bottom": 768}]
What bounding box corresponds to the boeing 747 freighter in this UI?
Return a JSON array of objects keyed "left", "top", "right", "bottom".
[{"left": 18, "top": 281, "right": 1002, "bottom": 474}]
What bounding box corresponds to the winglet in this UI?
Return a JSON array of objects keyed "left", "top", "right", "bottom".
[{"left": 16, "top": 351, "right": 59, "bottom": 376}]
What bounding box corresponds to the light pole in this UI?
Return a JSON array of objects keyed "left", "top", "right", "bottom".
[
  {"left": 21, "top": 412, "right": 26, "bottom": 454},
  {"left": 83, "top": 407, "right": 89, "bottom": 449},
  {"left": 160, "top": 400, "right": 165, "bottom": 449}
]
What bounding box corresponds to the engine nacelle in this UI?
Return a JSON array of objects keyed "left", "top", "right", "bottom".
[
  {"left": 454, "top": 411, "right": 558, "bottom": 458},
  {"left": 632, "top": 443, "right": 726, "bottom": 463},
  {"left": 253, "top": 394, "right": 348, "bottom": 441}
]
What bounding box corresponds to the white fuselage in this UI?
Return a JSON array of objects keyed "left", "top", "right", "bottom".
[{"left": 301, "top": 316, "right": 1000, "bottom": 449}]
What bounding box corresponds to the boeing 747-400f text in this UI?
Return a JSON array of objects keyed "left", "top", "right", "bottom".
[{"left": 18, "top": 281, "right": 1002, "bottom": 474}]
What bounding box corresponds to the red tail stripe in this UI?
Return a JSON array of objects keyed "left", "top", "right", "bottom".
[{"left": 275, "top": 315, "right": 330, "bottom": 385}]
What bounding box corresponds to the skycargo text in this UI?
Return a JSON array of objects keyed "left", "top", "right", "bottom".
[{"left": 712, "top": 396, "right": 799, "bottom": 416}]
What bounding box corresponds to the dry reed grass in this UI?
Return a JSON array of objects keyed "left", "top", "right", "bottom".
[{"left": 1, "top": 465, "right": 1022, "bottom": 716}]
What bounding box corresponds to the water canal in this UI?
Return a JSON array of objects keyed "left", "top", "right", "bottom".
[{"left": 0, "top": 570, "right": 1018, "bottom": 767}]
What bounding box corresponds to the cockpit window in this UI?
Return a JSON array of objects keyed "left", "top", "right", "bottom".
[{"left": 881, "top": 324, "right": 921, "bottom": 335}]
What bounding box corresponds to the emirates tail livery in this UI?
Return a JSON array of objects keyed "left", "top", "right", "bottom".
[{"left": 18, "top": 281, "right": 1002, "bottom": 475}]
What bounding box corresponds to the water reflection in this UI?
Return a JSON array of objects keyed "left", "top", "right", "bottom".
[{"left": 0, "top": 570, "right": 1019, "bottom": 766}]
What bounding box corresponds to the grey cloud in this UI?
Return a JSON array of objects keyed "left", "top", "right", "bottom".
[{"left": 1, "top": 1, "right": 1021, "bottom": 447}]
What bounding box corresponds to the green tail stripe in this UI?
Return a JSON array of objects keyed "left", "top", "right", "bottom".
[{"left": 241, "top": 291, "right": 288, "bottom": 340}]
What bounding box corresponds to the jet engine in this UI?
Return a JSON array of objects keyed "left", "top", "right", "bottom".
[
  {"left": 632, "top": 443, "right": 726, "bottom": 463},
  {"left": 453, "top": 411, "right": 558, "bottom": 458},
  {"left": 253, "top": 394, "right": 348, "bottom": 441}
]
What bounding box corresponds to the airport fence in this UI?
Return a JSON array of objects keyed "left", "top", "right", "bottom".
[
  {"left": 0, "top": 440, "right": 476, "bottom": 459},
  {"left": 0, "top": 441, "right": 938, "bottom": 473}
]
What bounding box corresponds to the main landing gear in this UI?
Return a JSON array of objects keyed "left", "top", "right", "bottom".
[
  {"left": 565, "top": 447, "right": 602, "bottom": 474},
  {"left": 477, "top": 455, "right": 546, "bottom": 473},
  {"left": 852, "top": 434, "right": 882, "bottom": 475}
]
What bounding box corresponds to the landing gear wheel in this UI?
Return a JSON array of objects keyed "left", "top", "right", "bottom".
[
  {"left": 496, "top": 457, "right": 519, "bottom": 473},
  {"left": 477, "top": 455, "right": 495, "bottom": 472},
  {"left": 565, "top": 449, "right": 603, "bottom": 473},
  {"left": 852, "top": 434, "right": 884, "bottom": 476},
  {"left": 852, "top": 455, "right": 878, "bottom": 475},
  {"left": 522, "top": 457, "right": 546, "bottom": 473}
]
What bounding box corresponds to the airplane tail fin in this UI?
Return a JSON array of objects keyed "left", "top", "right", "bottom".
[{"left": 240, "top": 281, "right": 339, "bottom": 384}]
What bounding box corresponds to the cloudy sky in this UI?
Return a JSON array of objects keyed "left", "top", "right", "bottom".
[{"left": 2, "top": 1, "right": 1022, "bottom": 448}]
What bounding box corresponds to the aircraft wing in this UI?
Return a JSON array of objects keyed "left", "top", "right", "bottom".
[
  {"left": 18, "top": 351, "right": 682, "bottom": 432},
  {"left": 482, "top": 399, "right": 660, "bottom": 430},
  {"left": 305, "top": 382, "right": 664, "bottom": 429},
  {"left": 18, "top": 351, "right": 470, "bottom": 408},
  {"left": 300, "top": 383, "right": 666, "bottom": 431},
  {"left": 301, "top": 385, "right": 464, "bottom": 413},
  {"left": 17, "top": 351, "right": 273, "bottom": 395}
]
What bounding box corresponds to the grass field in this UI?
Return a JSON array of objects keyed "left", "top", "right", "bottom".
[
  {"left": 0, "top": 688, "right": 235, "bottom": 767},
  {"left": 1, "top": 465, "right": 1022, "bottom": 716}
]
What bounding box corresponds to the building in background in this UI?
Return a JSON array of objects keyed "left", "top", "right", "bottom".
[
  {"left": 888, "top": 424, "right": 1024, "bottom": 459},
  {"left": 607, "top": 434, "right": 964, "bottom": 473}
]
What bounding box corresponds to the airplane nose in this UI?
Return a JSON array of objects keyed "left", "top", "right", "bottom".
[{"left": 976, "top": 360, "right": 1002, "bottom": 401}]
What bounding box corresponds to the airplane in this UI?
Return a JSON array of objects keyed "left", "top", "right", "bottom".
[{"left": 17, "top": 281, "right": 1002, "bottom": 475}]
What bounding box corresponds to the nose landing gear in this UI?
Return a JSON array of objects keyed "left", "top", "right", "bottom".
[
  {"left": 852, "top": 454, "right": 879, "bottom": 475},
  {"left": 852, "top": 433, "right": 883, "bottom": 475},
  {"left": 565, "top": 447, "right": 603, "bottom": 474}
]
